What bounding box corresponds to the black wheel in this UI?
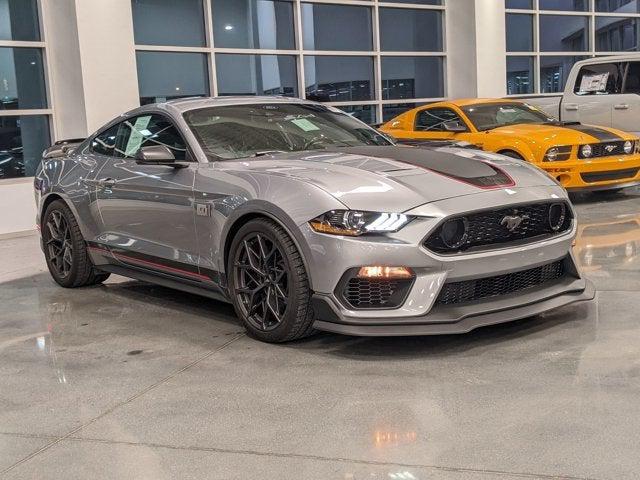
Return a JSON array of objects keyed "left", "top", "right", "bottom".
[
  {"left": 500, "top": 150, "right": 525, "bottom": 160},
  {"left": 42, "top": 200, "right": 110, "bottom": 288},
  {"left": 228, "top": 218, "right": 315, "bottom": 343}
]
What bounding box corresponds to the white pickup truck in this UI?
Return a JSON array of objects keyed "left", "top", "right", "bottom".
[{"left": 525, "top": 54, "right": 640, "bottom": 135}]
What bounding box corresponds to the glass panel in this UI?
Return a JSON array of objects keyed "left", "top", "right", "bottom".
[
  {"left": 506, "top": 14, "right": 534, "bottom": 51},
  {"left": 183, "top": 103, "right": 391, "bottom": 160},
  {"left": 302, "top": 3, "right": 372, "bottom": 51},
  {"left": 0, "top": 115, "right": 49, "bottom": 179},
  {"left": 118, "top": 115, "right": 188, "bottom": 160},
  {"left": 0, "top": 48, "right": 47, "bottom": 109},
  {"left": 212, "top": 0, "right": 295, "bottom": 50},
  {"left": 0, "top": 0, "right": 40, "bottom": 41},
  {"left": 540, "top": 15, "right": 589, "bottom": 51},
  {"left": 382, "top": 103, "right": 425, "bottom": 122},
  {"left": 624, "top": 61, "right": 640, "bottom": 94},
  {"left": 304, "top": 56, "right": 374, "bottom": 102},
  {"left": 91, "top": 123, "right": 120, "bottom": 157},
  {"left": 216, "top": 54, "right": 297, "bottom": 96},
  {"left": 540, "top": 56, "right": 587, "bottom": 92},
  {"left": 539, "top": 0, "right": 588, "bottom": 10},
  {"left": 596, "top": 17, "right": 640, "bottom": 51},
  {"left": 379, "top": 8, "right": 443, "bottom": 52},
  {"left": 382, "top": 0, "right": 442, "bottom": 4},
  {"left": 506, "top": 56, "right": 535, "bottom": 94},
  {"left": 573, "top": 62, "right": 625, "bottom": 94},
  {"left": 136, "top": 52, "right": 209, "bottom": 105},
  {"left": 381, "top": 57, "right": 444, "bottom": 100},
  {"left": 132, "top": 0, "right": 205, "bottom": 47},
  {"left": 338, "top": 105, "right": 376, "bottom": 125},
  {"left": 596, "top": 0, "right": 640, "bottom": 12},
  {"left": 506, "top": 0, "right": 533, "bottom": 8},
  {"left": 415, "top": 108, "right": 466, "bottom": 132}
]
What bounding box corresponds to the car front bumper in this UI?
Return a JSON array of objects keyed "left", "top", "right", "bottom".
[
  {"left": 539, "top": 154, "right": 640, "bottom": 190},
  {"left": 301, "top": 186, "right": 595, "bottom": 336},
  {"left": 311, "top": 275, "right": 595, "bottom": 336}
]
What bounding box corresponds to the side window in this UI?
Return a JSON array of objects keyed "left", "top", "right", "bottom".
[
  {"left": 415, "top": 108, "right": 466, "bottom": 132},
  {"left": 624, "top": 62, "right": 640, "bottom": 95},
  {"left": 117, "top": 114, "right": 189, "bottom": 161},
  {"left": 90, "top": 124, "right": 120, "bottom": 156},
  {"left": 573, "top": 62, "right": 624, "bottom": 95}
]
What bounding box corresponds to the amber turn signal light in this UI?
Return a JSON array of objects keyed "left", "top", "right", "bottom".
[{"left": 357, "top": 266, "right": 414, "bottom": 279}]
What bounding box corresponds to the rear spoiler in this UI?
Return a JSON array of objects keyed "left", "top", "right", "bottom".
[{"left": 43, "top": 138, "right": 86, "bottom": 159}]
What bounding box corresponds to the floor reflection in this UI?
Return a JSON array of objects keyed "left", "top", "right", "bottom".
[{"left": 574, "top": 212, "right": 640, "bottom": 272}]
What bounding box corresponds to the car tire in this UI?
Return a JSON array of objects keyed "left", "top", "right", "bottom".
[
  {"left": 42, "top": 200, "right": 110, "bottom": 288},
  {"left": 228, "top": 218, "right": 315, "bottom": 343}
]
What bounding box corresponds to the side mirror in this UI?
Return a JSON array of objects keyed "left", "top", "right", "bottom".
[
  {"left": 135, "top": 145, "right": 177, "bottom": 165},
  {"left": 443, "top": 121, "right": 467, "bottom": 133}
]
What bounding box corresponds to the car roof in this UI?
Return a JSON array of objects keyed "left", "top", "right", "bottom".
[
  {"left": 426, "top": 98, "right": 523, "bottom": 109},
  {"left": 156, "top": 95, "right": 314, "bottom": 113}
]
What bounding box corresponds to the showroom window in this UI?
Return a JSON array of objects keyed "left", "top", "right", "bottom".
[
  {"left": 132, "top": 0, "right": 447, "bottom": 124},
  {"left": 505, "top": 0, "right": 640, "bottom": 94},
  {"left": 0, "top": 0, "right": 52, "bottom": 180}
]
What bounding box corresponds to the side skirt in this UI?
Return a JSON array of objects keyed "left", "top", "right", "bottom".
[{"left": 98, "top": 264, "right": 231, "bottom": 304}]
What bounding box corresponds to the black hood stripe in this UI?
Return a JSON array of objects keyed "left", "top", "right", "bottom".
[
  {"left": 560, "top": 123, "right": 624, "bottom": 142},
  {"left": 335, "top": 146, "right": 515, "bottom": 189}
]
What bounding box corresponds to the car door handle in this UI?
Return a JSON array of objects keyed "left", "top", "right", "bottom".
[
  {"left": 564, "top": 104, "right": 578, "bottom": 111},
  {"left": 97, "top": 178, "right": 117, "bottom": 188},
  {"left": 614, "top": 104, "right": 629, "bottom": 110}
]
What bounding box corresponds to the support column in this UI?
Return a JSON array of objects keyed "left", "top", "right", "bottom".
[
  {"left": 42, "top": 0, "right": 140, "bottom": 139},
  {"left": 446, "top": 0, "right": 507, "bottom": 99}
]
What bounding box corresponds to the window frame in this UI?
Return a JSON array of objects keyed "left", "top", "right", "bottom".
[
  {"left": 0, "top": 0, "right": 53, "bottom": 182},
  {"left": 132, "top": 0, "right": 448, "bottom": 125},
  {"left": 88, "top": 111, "right": 197, "bottom": 163},
  {"left": 505, "top": 1, "right": 640, "bottom": 96}
]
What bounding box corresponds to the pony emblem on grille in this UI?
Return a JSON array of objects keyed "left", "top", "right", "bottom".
[{"left": 501, "top": 214, "right": 528, "bottom": 232}]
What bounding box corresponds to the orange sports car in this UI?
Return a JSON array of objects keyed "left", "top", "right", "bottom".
[{"left": 380, "top": 98, "right": 640, "bottom": 191}]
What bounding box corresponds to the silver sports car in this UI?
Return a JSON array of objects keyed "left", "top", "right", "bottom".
[{"left": 34, "top": 97, "right": 595, "bottom": 342}]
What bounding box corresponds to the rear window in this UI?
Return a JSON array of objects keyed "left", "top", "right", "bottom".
[{"left": 573, "top": 62, "right": 624, "bottom": 95}]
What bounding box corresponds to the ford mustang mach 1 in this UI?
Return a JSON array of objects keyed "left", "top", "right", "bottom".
[{"left": 34, "top": 97, "right": 594, "bottom": 342}]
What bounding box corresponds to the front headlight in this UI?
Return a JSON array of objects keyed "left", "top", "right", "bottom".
[
  {"left": 624, "top": 140, "right": 633, "bottom": 154},
  {"left": 543, "top": 145, "right": 571, "bottom": 162},
  {"left": 309, "top": 210, "right": 414, "bottom": 236}
]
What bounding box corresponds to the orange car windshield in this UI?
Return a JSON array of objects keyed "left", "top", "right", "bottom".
[{"left": 462, "top": 103, "right": 557, "bottom": 132}]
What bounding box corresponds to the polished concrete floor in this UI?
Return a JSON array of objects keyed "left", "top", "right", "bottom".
[{"left": 1, "top": 189, "right": 639, "bottom": 480}]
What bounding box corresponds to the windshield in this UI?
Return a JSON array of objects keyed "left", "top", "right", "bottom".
[
  {"left": 462, "top": 103, "right": 557, "bottom": 131},
  {"left": 183, "top": 103, "right": 392, "bottom": 160}
]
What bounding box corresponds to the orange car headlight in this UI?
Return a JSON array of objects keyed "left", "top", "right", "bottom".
[{"left": 543, "top": 146, "right": 572, "bottom": 162}]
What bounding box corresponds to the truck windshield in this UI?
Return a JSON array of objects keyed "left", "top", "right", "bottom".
[
  {"left": 183, "top": 103, "right": 392, "bottom": 160},
  {"left": 462, "top": 103, "right": 557, "bottom": 132}
]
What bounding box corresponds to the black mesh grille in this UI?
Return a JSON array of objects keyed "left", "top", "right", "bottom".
[
  {"left": 342, "top": 278, "right": 413, "bottom": 309},
  {"left": 578, "top": 141, "right": 632, "bottom": 159},
  {"left": 424, "top": 202, "right": 572, "bottom": 254},
  {"left": 580, "top": 168, "right": 639, "bottom": 184},
  {"left": 436, "top": 260, "right": 566, "bottom": 306}
]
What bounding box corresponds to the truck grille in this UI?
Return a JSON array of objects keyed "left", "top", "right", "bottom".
[
  {"left": 436, "top": 259, "right": 566, "bottom": 306},
  {"left": 424, "top": 202, "right": 573, "bottom": 254},
  {"left": 580, "top": 168, "right": 639, "bottom": 184}
]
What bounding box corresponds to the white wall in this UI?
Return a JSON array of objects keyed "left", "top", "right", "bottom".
[{"left": 0, "top": 179, "right": 36, "bottom": 237}]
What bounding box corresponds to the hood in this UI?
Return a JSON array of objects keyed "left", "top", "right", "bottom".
[
  {"left": 219, "top": 145, "right": 557, "bottom": 211},
  {"left": 487, "top": 122, "right": 636, "bottom": 144}
]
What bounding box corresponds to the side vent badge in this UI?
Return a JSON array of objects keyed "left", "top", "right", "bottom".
[{"left": 196, "top": 203, "right": 211, "bottom": 217}]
